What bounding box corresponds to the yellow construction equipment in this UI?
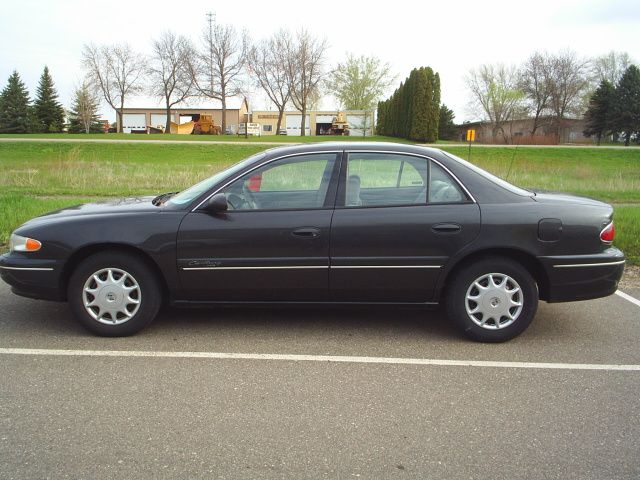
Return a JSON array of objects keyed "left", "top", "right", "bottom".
[
  {"left": 168, "top": 114, "right": 222, "bottom": 135},
  {"left": 194, "top": 114, "right": 222, "bottom": 134},
  {"left": 170, "top": 121, "right": 195, "bottom": 135},
  {"left": 330, "top": 112, "right": 350, "bottom": 135}
]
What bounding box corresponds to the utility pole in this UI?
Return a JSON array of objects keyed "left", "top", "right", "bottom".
[{"left": 206, "top": 12, "right": 215, "bottom": 100}]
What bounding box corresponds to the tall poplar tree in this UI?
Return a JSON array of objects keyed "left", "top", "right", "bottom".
[{"left": 409, "top": 68, "right": 428, "bottom": 141}]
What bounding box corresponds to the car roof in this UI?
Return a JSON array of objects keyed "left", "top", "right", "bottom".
[{"left": 261, "top": 141, "right": 445, "bottom": 159}]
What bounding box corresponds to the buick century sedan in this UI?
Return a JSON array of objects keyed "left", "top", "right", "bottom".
[{"left": 0, "top": 142, "right": 625, "bottom": 341}]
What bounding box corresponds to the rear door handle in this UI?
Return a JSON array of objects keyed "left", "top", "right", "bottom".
[
  {"left": 431, "top": 223, "right": 462, "bottom": 234},
  {"left": 292, "top": 227, "right": 321, "bottom": 238}
]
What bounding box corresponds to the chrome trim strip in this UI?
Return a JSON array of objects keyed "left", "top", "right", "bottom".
[
  {"left": 331, "top": 265, "right": 442, "bottom": 269},
  {"left": 345, "top": 149, "right": 478, "bottom": 204},
  {"left": 191, "top": 150, "right": 343, "bottom": 212},
  {"left": 183, "top": 265, "right": 442, "bottom": 271},
  {"left": 553, "top": 260, "right": 625, "bottom": 268},
  {"left": 0, "top": 266, "right": 54, "bottom": 271},
  {"left": 183, "top": 266, "right": 328, "bottom": 271}
]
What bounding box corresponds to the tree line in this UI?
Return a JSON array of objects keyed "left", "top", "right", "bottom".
[
  {"left": 584, "top": 65, "right": 640, "bottom": 146},
  {"left": 80, "top": 15, "right": 394, "bottom": 135},
  {"left": 376, "top": 67, "right": 441, "bottom": 142},
  {"left": 465, "top": 50, "right": 639, "bottom": 144},
  {"left": 0, "top": 14, "right": 396, "bottom": 136},
  {"left": 0, "top": 67, "right": 66, "bottom": 133},
  {"left": 0, "top": 67, "right": 107, "bottom": 134}
]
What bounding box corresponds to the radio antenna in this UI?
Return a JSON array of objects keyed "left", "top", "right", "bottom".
[{"left": 505, "top": 138, "right": 519, "bottom": 181}]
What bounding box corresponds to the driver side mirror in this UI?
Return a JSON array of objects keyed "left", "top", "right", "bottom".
[{"left": 203, "top": 193, "right": 228, "bottom": 213}]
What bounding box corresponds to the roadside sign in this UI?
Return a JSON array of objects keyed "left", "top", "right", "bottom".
[
  {"left": 466, "top": 129, "right": 476, "bottom": 142},
  {"left": 239, "top": 123, "right": 262, "bottom": 136}
]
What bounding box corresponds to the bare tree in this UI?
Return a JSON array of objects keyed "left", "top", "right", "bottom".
[
  {"left": 592, "top": 51, "right": 633, "bottom": 85},
  {"left": 284, "top": 29, "right": 328, "bottom": 136},
  {"left": 190, "top": 14, "right": 248, "bottom": 133},
  {"left": 69, "top": 80, "right": 102, "bottom": 134},
  {"left": 148, "top": 31, "right": 194, "bottom": 133},
  {"left": 546, "top": 51, "right": 591, "bottom": 138},
  {"left": 247, "top": 30, "right": 291, "bottom": 134},
  {"left": 82, "top": 43, "right": 146, "bottom": 133},
  {"left": 466, "top": 64, "right": 524, "bottom": 142},
  {"left": 519, "top": 52, "right": 552, "bottom": 135}
]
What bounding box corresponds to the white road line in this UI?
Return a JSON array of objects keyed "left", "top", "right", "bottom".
[
  {"left": 615, "top": 290, "right": 640, "bottom": 308},
  {"left": 0, "top": 347, "right": 638, "bottom": 371}
]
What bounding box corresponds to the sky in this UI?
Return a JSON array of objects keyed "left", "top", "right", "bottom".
[{"left": 1, "top": 0, "right": 638, "bottom": 123}]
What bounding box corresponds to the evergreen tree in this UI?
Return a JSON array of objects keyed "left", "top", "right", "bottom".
[
  {"left": 429, "top": 71, "right": 441, "bottom": 142},
  {"left": 583, "top": 80, "right": 614, "bottom": 145},
  {"left": 0, "top": 71, "right": 32, "bottom": 133},
  {"left": 376, "top": 66, "right": 442, "bottom": 141},
  {"left": 409, "top": 69, "right": 428, "bottom": 141},
  {"left": 438, "top": 104, "right": 458, "bottom": 140},
  {"left": 68, "top": 81, "right": 103, "bottom": 133},
  {"left": 376, "top": 100, "right": 387, "bottom": 135},
  {"left": 611, "top": 65, "right": 640, "bottom": 146},
  {"left": 34, "top": 66, "right": 65, "bottom": 132}
]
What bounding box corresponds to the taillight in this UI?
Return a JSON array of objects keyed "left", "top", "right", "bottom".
[{"left": 600, "top": 222, "right": 615, "bottom": 243}]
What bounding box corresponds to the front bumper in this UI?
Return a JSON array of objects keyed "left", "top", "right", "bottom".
[
  {"left": 539, "top": 248, "right": 625, "bottom": 303},
  {"left": 0, "top": 253, "right": 65, "bottom": 301}
]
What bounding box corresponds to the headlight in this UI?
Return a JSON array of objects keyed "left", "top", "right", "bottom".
[{"left": 9, "top": 234, "right": 42, "bottom": 252}]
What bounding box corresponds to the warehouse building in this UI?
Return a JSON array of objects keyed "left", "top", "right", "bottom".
[
  {"left": 117, "top": 99, "right": 375, "bottom": 137},
  {"left": 252, "top": 110, "right": 375, "bottom": 136},
  {"left": 117, "top": 99, "right": 249, "bottom": 134}
]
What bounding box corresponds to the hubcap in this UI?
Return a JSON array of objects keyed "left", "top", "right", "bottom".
[
  {"left": 82, "top": 268, "right": 141, "bottom": 325},
  {"left": 465, "top": 273, "right": 523, "bottom": 330}
]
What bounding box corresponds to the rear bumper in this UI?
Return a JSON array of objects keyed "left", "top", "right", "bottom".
[
  {"left": 539, "top": 248, "right": 625, "bottom": 303},
  {"left": 0, "top": 253, "right": 65, "bottom": 301}
]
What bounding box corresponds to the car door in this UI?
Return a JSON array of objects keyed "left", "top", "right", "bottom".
[
  {"left": 176, "top": 152, "right": 341, "bottom": 301},
  {"left": 329, "top": 151, "right": 481, "bottom": 302}
]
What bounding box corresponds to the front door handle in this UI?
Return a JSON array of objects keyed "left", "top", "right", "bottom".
[
  {"left": 292, "top": 227, "right": 321, "bottom": 239},
  {"left": 431, "top": 223, "right": 462, "bottom": 234}
]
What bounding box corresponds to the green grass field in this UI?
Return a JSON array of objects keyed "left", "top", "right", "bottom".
[{"left": 0, "top": 140, "right": 638, "bottom": 263}]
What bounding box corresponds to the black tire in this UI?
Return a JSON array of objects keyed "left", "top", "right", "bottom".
[
  {"left": 67, "top": 251, "right": 161, "bottom": 336},
  {"left": 446, "top": 256, "right": 538, "bottom": 342}
]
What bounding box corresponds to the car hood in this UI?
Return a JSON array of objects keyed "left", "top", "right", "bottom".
[
  {"left": 532, "top": 191, "right": 611, "bottom": 208},
  {"left": 22, "top": 196, "right": 160, "bottom": 227}
]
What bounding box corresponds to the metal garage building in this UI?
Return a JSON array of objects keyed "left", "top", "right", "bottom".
[
  {"left": 253, "top": 110, "right": 375, "bottom": 137},
  {"left": 117, "top": 99, "right": 249, "bottom": 134}
]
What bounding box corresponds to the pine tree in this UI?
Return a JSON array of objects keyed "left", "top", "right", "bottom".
[
  {"left": 0, "top": 71, "right": 32, "bottom": 133},
  {"left": 611, "top": 65, "right": 640, "bottom": 146},
  {"left": 68, "top": 82, "right": 103, "bottom": 133},
  {"left": 583, "top": 80, "right": 614, "bottom": 145},
  {"left": 34, "top": 66, "right": 65, "bottom": 133},
  {"left": 438, "top": 104, "right": 458, "bottom": 140}
]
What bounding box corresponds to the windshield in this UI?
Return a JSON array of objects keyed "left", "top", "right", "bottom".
[
  {"left": 441, "top": 151, "right": 533, "bottom": 196},
  {"left": 167, "top": 152, "right": 267, "bottom": 206}
]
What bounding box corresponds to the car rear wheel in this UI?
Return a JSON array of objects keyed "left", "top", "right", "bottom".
[
  {"left": 68, "top": 252, "right": 161, "bottom": 336},
  {"left": 446, "top": 257, "right": 538, "bottom": 342}
]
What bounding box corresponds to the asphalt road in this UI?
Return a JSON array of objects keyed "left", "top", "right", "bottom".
[{"left": 1, "top": 282, "right": 639, "bottom": 480}]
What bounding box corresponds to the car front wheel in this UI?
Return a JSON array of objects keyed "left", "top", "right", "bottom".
[
  {"left": 67, "top": 251, "right": 161, "bottom": 336},
  {"left": 446, "top": 257, "right": 538, "bottom": 342}
]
